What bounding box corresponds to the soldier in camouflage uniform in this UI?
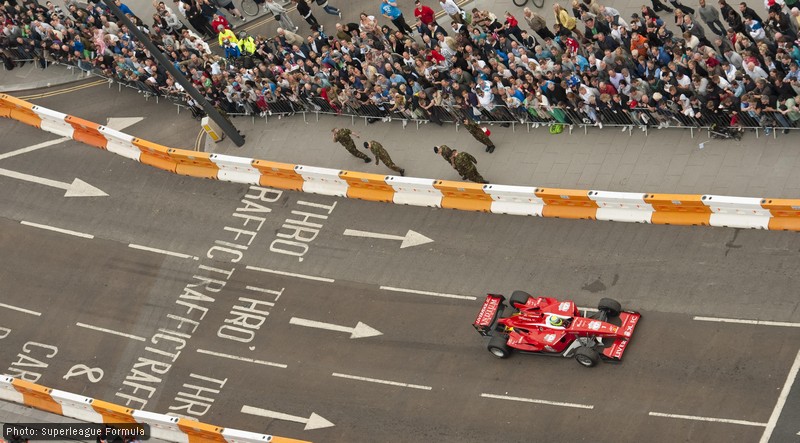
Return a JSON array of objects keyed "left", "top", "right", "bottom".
[
  {"left": 332, "top": 127, "right": 371, "bottom": 163},
  {"left": 364, "top": 141, "right": 405, "bottom": 176},
  {"left": 433, "top": 145, "right": 488, "bottom": 183},
  {"left": 462, "top": 118, "right": 496, "bottom": 153}
]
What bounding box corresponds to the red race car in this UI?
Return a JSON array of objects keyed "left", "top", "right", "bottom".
[{"left": 473, "top": 291, "right": 641, "bottom": 367}]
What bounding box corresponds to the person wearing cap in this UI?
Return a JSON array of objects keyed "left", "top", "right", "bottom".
[
  {"left": 364, "top": 140, "right": 405, "bottom": 175},
  {"left": 332, "top": 127, "right": 371, "bottom": 162}
]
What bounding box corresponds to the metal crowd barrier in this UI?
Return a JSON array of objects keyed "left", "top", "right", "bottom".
[{"left": 4, "top": 46, "right": 797, "bottom": 137}]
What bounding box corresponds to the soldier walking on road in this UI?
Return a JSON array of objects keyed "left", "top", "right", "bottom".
[
  {"left": 332, "top": 127, "right": 371, "bottom": 163},
  {"left": 433, "top": 145, "right": 488, "bottom": 183},
  {"left": 462, "top": 119, "right": 496, "bottom": 153},
  {"left": 364, "top": 141, "right": 405, "bottom": 176}
]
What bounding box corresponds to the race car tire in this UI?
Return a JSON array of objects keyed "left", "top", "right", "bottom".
[
  {"left": 598, "top": 298, "right": 621, "bottom": 317},
  {"left": 509, "top": 290, "right": 532, "bottom": 309},
  {"left": 574, "top": 346, "right": 600, "bottom": 367},
  {"left": 488, "top": 335, "right": 512, "bottom": 359}
]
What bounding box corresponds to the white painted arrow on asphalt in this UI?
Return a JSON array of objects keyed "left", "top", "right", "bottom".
[
  {"left": 0, "top": 117, "right": 144, "bottom": 162},
  {"left": 0, "top": 167, "right": 107, "bottom": 197},
  {"left": 289, "top": 317, "right": 382, "bottom": 339},
  {"left": 241, "top": 405, "right": 334, "bottom": 430},
  {"left": 343, "top": 229, "right": 433, "bottom": 249}
]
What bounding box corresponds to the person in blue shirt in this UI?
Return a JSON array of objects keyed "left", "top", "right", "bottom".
[
  {"left": 380, "top": 0, "right": 414, "bottom": 36},
  {"left": 115, "top": 0, "right": 134, "bottom": 16}
]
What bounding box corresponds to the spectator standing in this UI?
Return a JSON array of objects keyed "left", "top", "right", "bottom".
[
  {"left": 698, "top": 0, "right": 726, "bottom": 36},
  {"left": 439, "top": 0, "right": 463, "bottom": 24},
  {"left": 214, "top": 0, "right": 247, "bottom": 23},
  {"left": 265, "top": 0, "right": 297, "bottom": 32},
  {"left": 293, "top": 0, "right": 321, "bottom": 31},
  {"left": 523, "top": 7, "right": 555, "bottom": 40},
  {"left": 313, "top": 0, "right": 342, "bottom": 18},
  {"left": 414, "top": 0, "right": 436, "bottom": 27},
  {"left": 381, "top": 0, "right": 414, "bottom": 35}
]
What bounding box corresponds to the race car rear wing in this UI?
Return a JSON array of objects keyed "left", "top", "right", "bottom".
[{"left": 473, "top": 294, "right": 506, "bottom": 336}]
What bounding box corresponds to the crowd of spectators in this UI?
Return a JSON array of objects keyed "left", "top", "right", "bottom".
[{"left": 2, "top": 0, "right": 800, "bottom": 133}]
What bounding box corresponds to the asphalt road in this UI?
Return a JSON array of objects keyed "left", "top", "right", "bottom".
[{"left": 2, "top": 84, "right": 800, "bottom": 442}]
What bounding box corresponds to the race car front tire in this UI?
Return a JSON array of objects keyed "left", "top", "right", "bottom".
[
  {"left": 488, "top": 335, "right": 512, "bottom": 359},
  {"left": 598, "top": 298, "right": 621, "bottom": 317},
  {"left": 574, "top": 346, "right": 600, "bottom": 367},
  {"left": 509, "top": 290, "right": 532, "bottom": 309}
]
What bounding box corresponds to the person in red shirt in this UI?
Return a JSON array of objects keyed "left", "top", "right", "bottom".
[
  {"left": 211, "top": 13, "right": 230, "bottom": 33},
  {"left": 503, "top": 11, "right": 524, "bottom": 42},
  {"left": 414, "top": 0, "right": 436, "bottom": 26}
]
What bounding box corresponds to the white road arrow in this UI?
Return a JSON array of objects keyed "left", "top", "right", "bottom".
[
  {"left": 241, "top": 405, "right": 334, "bottom": 431},
  {"left": 343, "top": 229, "right": 433, "bottom": 249},
  {"left": 0, "top": 167, "right": 107, "bottom": 197},
  {"left": 105, "top": 117, "right": 144, "bottom": 131},
  {"left": 0, "top": 117, "right": 144, "bottom": 162},
  {"left": 289, "top": 317, "right": 382, "bottom": 339}
]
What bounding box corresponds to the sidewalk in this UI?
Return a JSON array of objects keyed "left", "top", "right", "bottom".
[{"left": 0, "top": 64, "right": 85, "bottom": 93}]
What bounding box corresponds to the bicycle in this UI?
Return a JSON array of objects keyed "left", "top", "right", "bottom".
[
  {"left": 513, "top": 0, "right": 544, "bottom": 8},
  {"left": 240, "top": 0, "right": 259, "bottom": 16}
]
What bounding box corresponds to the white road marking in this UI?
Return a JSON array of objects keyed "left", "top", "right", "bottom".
[
  {"left": 289, "top": 317, "right": 382, "bottom": 339},
  {"left": 649, "top": 412, "right": 766, "bottom": 427},
  {"left": 20, "top": 221, "right": 94, "bottom": 238},
  {"left": 245, "top": 265, "right": 334, "bottom": 282},
  {"left": 760, "top": 349, "right": 800, "bottom": 443},
  {"left": 75, "top": 322, "right": 145, "bottom": 341},
  {"left": 0, "top": 137, "right": 70, "bottom": 161},
  {"left": 0, "top": 302, "right": 42, "bottom": 316},
  {"left": 481, "top": 393, "right": 594, "bottom": 410},
  {"left": 0, "top": 168, "right": 107, "bottom": 197},
  {"left": 128, "top": 244, "right": 198, "bottom": 260},
  {"left": 379, "top": 286, "right": 476, "bottom": 301},
  {"left": 343, "top": 229, "right": 434, "bottom": 248},
  {"left": 241, "top": 405, "right": 334, "bottom": 430},
  {"left": 332, "top": 372, "right": 432, "bottom": 391},
  {"left": 196, "top": 349, "right": 287, "bottom": 369},
  {"left": 694, "top": 316, "right": 800, "bottom": 328}
]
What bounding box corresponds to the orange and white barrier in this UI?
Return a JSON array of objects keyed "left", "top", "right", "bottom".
[
  {"left": 0, "top": 377, "right": 305, "bottom": 443},
  {"left": 3, "top": 94, "right": 800, "bottom": 232}
]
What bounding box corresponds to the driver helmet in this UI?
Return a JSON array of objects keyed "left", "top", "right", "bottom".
[{"left": 548, "top": 315, "right": 564, "bottom": 327}]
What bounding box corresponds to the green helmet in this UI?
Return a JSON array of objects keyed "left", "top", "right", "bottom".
[{"left": 548, "top": 315, "right": 564, "bottom": 327}]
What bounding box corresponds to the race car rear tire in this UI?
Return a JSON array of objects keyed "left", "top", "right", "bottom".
[
  {"left": 598, "top": 298, "right": 621, "bottom": 317},
  {"left": 575, "top": 346, "right": 600, "bottom": 367},
  {"left": 509, "top": 290, "right": 532, "bottom": 309},
  {"left": 488, "top": 335, "right": 511, "bottom": 359}
]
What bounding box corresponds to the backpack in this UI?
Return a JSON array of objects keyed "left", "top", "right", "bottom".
[{"left": 549, "top": 123, "right": 564, "bottom": 134}]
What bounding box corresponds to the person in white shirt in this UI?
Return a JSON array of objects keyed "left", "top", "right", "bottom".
[
  {"left": 743, "top": 61, "right": 768, "bottom": 80},
  {"left": 439, "top": 0, "right": 463, "bottom": 24}
]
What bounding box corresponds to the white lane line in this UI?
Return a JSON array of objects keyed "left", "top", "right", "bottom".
[
  {"left": 481, "top": 393, "right": 594, "bottom": 409},
  {"left": 20, "top": 221, "right": 94, "bottom": 239},
  {"left": 649, "top": 412, "right": 766, "bottom": 427},
  {"left": 0, "top": 137, "right": 70, "bottom": 161},
  {"left": 694, "top": 316, "right": 800, "bottom": 328},
  {"left": 760, "top": 349, "right": 800, "bottom": 443},
  {"left": 332, "top": 372, "right": 432, "bottom": 391},
  {"left": 128, "top": 243, "right": 199, "bottom": 260},
  {"left": 379, "top": 286, "right": 476, "bottom": 301},
  {"left": 0, "top": 302, "right": 42, "bottom": 316},
  {"left": 196, "top": 349, "right": 287, "bottom": 369},
  {"left": 76, "top": 323, "right": 145, "bottom": 341},
  {"left": 245, "top": 265, "right": 335, "bottom": 283}
]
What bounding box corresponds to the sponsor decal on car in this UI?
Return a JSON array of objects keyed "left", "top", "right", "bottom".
[
  {"left": 544, "top": 334, "right": 557, "bottom": 343},
  {"left": 612, "top": 338, "right": 628, "bottom": 359},
  {"left": 475, "top": 296, "right": 500, "bottom": 326},
  {"left": 588, "top": 321, "right": 601, "bottom": 331}
]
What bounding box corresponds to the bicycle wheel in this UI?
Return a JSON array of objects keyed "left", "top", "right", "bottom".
[
  {"left": 531, "top": 0, "right": 544, "bottom": 8},
  {"left": 240, "top": 0, "right": 259, "bottom": 16},
  {"left": 512, "top": 0, "right": 528, "bottom": 6}
]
